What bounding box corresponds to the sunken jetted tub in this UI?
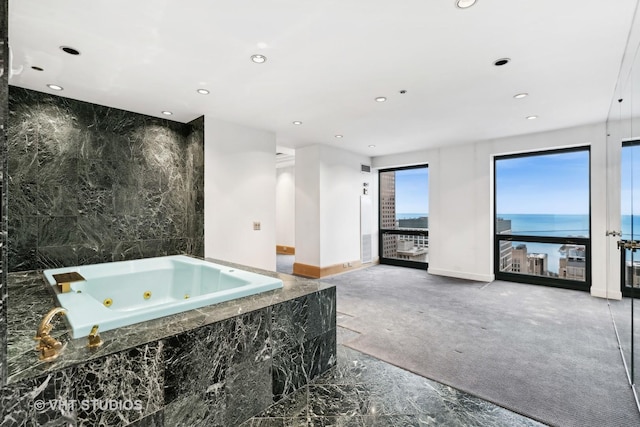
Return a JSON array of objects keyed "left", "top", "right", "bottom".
[{"left": 43, "top": 255, "right": 284, "bottom": 338}]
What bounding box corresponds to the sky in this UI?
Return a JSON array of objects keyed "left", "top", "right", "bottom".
[
  {"left": 495, "top": 150, "right": 590, "bottom": 215},
  {"left": 392, "top": 148, "right": 640, "bottom": 217},
  {"left": 395, "top": 167, "right": 429, "bottom": 214},
  {"left": 622, "top": 144, "right": 640, "bottom": 215}
]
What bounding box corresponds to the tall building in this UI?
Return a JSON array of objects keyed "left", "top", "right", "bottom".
[
  {"left": 396, "top": 239, "right": 428, "bottom": 262},
  {"left": 625, "top": 260, "right": 640, "bottom": 287},
  {"left": 559, "top": 245, "right": 586, "bottom": 281},
  {"left": 512, "top": 244, "right": 527, "bottom": 274},
  {"left": 527, "top": 253, "right": 548, "bottom": 276},
  {"left": 496, "top": 218, "right": 512, "bottom": 272},
  {"left": 380, "top": 172, "right": 397, "bottom": 258}
]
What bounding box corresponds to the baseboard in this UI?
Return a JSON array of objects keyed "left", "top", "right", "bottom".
[
  {"left": 276, "top": 245, "right": 295, "bottom": 255},
  {"left": 428, "top": 268, "right": 494, "bottom": 283},
  {"left": 293, "top": 260, "right": 363, "bottom": 278},
  {"left": 293, "top": 262, "right": 321, "bottom": 278},
  {"left": 591, "top": 287, "right": 622, "bottom": 300}
]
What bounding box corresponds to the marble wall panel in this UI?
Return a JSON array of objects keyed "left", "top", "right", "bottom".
[
  {"left": 74, "top": 342, "right": 164, "bottom": 426},
  {"left": 1, "top": 0, "right": 8, "bottom": 386},
  {"left": 0, "top": 368, "right": 77, "bottom": 426},
  {"left": 1, "top": 342, "right": 164, "bottom": 426},
  {"left": 7, "top": 87, "right": 205, "bottom": 272},
  {"left": 270, "top": 289, "right": 337, "bottom": 400}
]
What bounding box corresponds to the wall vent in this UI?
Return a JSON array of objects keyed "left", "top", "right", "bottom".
[{"left": 361, "top": 164, "right": 371, "bottom": 173}]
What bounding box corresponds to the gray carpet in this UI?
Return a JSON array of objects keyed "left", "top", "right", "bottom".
[{"left": 322, "top": 264, "right": 640, "bottom": 427}]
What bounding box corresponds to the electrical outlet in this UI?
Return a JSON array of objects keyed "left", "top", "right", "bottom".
[
  {"left": 253, "top": 221, "right": 261, "bottom": 231},
  {"left": 343, "top": 263, "right": 347, "bottom": 268},
  {"left": 348, "top": 262, "right": 352, "bottom": 267}
]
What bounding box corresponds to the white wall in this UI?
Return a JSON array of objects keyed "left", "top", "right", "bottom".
[
  {"left": 373, "top": 122, "right": 613, "bottom": 298},
  {"left": 296, "top": 144, "right": 373, "bottom": 268},
  {"left": 276, "top": 165, "right": 295, "bottom": 248},
  {"left": 204, "top": 117, "right": 276, "bottom": 271},
  {"left": 295, "top": 145, "right": 321, "bottom": 267}
]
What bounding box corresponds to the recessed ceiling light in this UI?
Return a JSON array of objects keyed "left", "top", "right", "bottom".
[
  {"left": 456, "top": 0, "right": 477, "bottom": 8},
  {"left": 162, "top": 111, "right": 173, "bottom": 116},
  {"left": 251, "top": 54, "right": 267, "bottom": 63},
  {"left": 31, "top": 66, "right": 44, "bottom": 71},
  {"left": 526, "top": 115, "right": 538, "bottom": 120},
  {"left": 196, "top": 89, "right": 210, "bottom": 95},
  {"left": 47, "top": 84, "right": 63, "bottom": 91},
  {"left": 60, "top": 46, "right": 80, "bottom": 55},
  {"left": 514, "top": 93, "right": 528, "bottom": 99},
  {"left": 493, "top": 58, "right": 510, "bottom": 66},
  {"left": 368, "top": 145, "right": 376, "bottom": 148},
  {"left": 375, "top": 97, "right": 387, "bottom": 102},
  {"left": 335, "top": 135, "right": 343, "bottom": 138},
  {"left": 293, "top": 121, "right": 302, "bottom": 125}
]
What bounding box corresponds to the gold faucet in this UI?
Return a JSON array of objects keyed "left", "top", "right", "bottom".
[
  {"left": 52, "top": 272, "right": 86, "bottom": 293},
  {"left": 34, "top": 307, "right": 67, "bottom": 362},
  {"left": 87, "top": 325, "right": 103, "bottom": 348}
]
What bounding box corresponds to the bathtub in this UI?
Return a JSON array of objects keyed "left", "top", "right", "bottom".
[{"left": 42, "top": 255, "right": 284, "bottom": 338}]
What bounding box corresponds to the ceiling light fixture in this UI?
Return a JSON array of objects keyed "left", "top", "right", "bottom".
[
  {"left": 292, "top": 121, "right": 302, "bottom": 125},
  {"left": 368, "top": 145, "right": 376, "bottom": 148},
  {"left": 47, "top": 84, "right": 63, "bottom": 91},
  {"left": 455, "top": 0, "right": 477, "bottom": 8},
  {"left": 514, "top": 93, "right": 528, "bottom": 99},
  {"left": 31, "top": 66, "right": 44, "bottom": 71},
  {"left": 375, "top": 97, "right": 387, "bottom": 102},
  {"left": 161, "top": 111, "right": 173, "bottom": 116},
  {"left": 60, "top": 46, "right": 80, "bottom": 55},
  {"left": 251, "top": 54, "right": 267, "bottom": 63},
  {"left": 196, "top": 89, "right": 210, "bottom": 95},
  {"left": 335, "top": 135, "right": 343, "bottom": 138},
  {"left": 526, "top": 115, "right": 538, "bottom": 120},
  {"left": 493, "top": 58, "right": 510, "bottom": 66}
]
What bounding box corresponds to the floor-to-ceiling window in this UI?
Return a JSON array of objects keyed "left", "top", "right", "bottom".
[
  {"left": 494, "top": 147, "right": 591, "bottom": 291},
  {"left": 379, "top": 165, "right": 429, "bottom": 269},
  {"left": 621, "top": 141, "right": 640, "bottom": 296}
]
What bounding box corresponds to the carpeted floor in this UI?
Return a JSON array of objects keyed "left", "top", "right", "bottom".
[{"left": 321, "top": 264, "right": 640, "bottom": 427}]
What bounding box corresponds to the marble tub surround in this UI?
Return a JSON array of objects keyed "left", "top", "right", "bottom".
[
  {"left": 242, "top": 331, "right": 546, "bottom": 427},
  {"left": 6, "top": 257, "right": 335, "bottom": 383},
  {"left": 7, "top": 86, "right": 204, "bottom": 273},
  {"left": 2, "top": 260, "right": 336, "bottom": 426}
]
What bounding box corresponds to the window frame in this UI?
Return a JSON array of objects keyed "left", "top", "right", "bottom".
[{"left": 493, "top": 146, "right": 592, "bottom": 292}]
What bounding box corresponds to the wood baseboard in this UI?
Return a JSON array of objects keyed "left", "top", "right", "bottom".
[
  {"left": 276, "top": 245, "right": 295, "bottom": 255},
  {"left": 293, "top": 260, "right": 363, "bottom": 278}
]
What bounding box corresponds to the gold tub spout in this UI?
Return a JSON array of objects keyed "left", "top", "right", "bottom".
[
  {"left": 52, "top": 271, "right": 86, "bottom": 293},
  {"left": 34, "top": 307, "right": 67, "bottom": 362}
]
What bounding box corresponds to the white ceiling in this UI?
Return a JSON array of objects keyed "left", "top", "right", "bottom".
[{"left": 8, "top": 0, "right": 639, "bottom": 157}]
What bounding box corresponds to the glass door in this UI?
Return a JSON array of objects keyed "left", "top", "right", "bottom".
[
  {"left": 621, "top": 141, "right": 640, "bottom": 298},
  {"left": 379, "top": 165, "right": 429, "bottom": 269}
]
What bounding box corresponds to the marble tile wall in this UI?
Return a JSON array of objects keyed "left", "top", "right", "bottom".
[
  {"left": 0, "top": 286, "right": 336, "bottom": 426},
  {"left": 1, "top": 0, "right": 8, "bottom": 387},
  {"left": 7, "top": 86, "right": 204, "bottom": 272}
]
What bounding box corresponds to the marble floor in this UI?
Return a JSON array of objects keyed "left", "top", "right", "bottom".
[
  {"left": 242, "top": 327, "right": 545, "bottom": 427},
  {"left": 276, "top": 254, "right": 295, "bottom": 275}
]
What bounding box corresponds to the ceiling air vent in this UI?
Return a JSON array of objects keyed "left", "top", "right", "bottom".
[{"left": 361, "top": 164, "right": 371, "bottom": 173}]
